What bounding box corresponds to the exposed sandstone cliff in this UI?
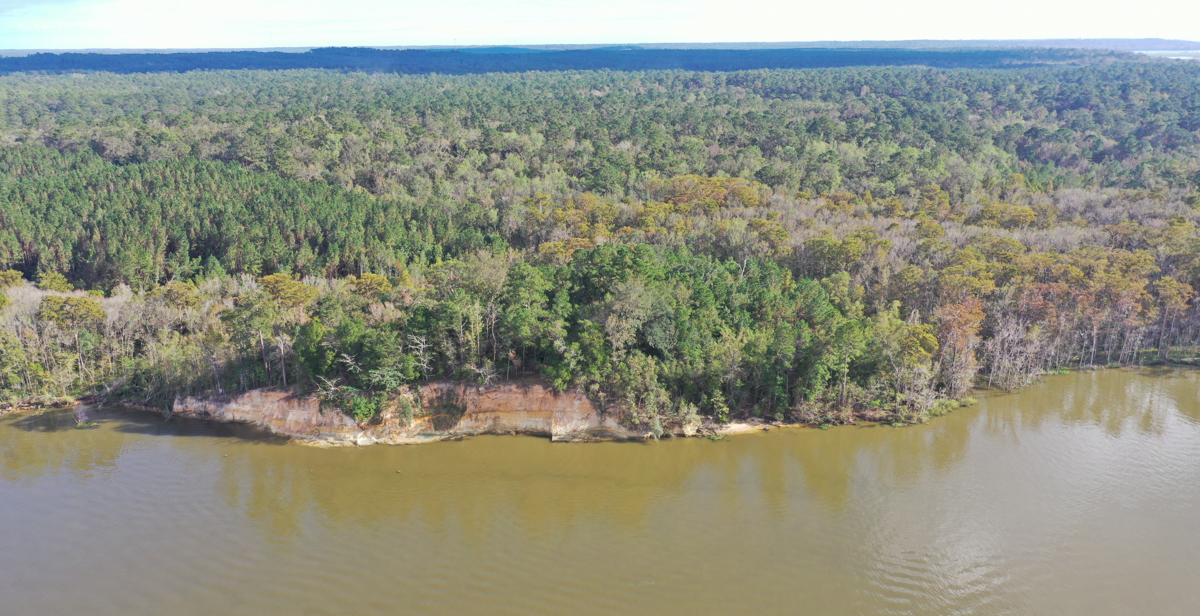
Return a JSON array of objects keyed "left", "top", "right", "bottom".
[{"left": 172, "top": 381, "right": 707, "bottom": 446}]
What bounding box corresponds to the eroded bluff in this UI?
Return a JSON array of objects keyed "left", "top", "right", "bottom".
[{"left": 172, "top": 381, "right": 703, "bottom": 446}]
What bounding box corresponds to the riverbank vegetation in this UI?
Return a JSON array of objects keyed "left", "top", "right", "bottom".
[{"left": 3, "top": 61, "right": 1200, "bottom": 430}]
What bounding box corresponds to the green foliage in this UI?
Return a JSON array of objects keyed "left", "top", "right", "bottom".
[
  {"left": 3, "top": 63, "right": 1200, "bottom": 423},
  {"left": 366, "top": 354, "right": 419, "bottom": 391},
  {"left": 37, "top": 295, "right": 103, "bottom": 329},
  {"left": 37, "top": 273, "right": 73, "bottom": 293},
  {"left": 258, "top": 274, "right": 318, "bottom": 310},
  {"left": 393, "top": 390, "right": 418, "bottom": 426},
  {"left": 927, "top": 399, "right": 959, "bottom": 417},
  {"left": 151, "top": 281, "right": 200, "bottom": 308},
  {"left": 221, "top": 292, "right": 278, "bottom": 350},
  {"left": 0, "top": 329, "right": 25, "bottom": 391},
  {"left": 4, "top": 64, "right": 1200, "bottom": 289},
  {"left": 295, "top": 319, "right": 336, "bottom": 380},
  {"left": 342, "top": 390, "right": 383, "bottom": 423},
  {"left": 349, "top": 273, "right": 393, "bottom": 300},
  {"left": 0, "top": 270, "right": 22, "bottom": 289}
]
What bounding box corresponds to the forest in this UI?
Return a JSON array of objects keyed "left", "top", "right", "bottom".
[{"left": 2, "top": 59, "right": 1200, "bottom": 431}]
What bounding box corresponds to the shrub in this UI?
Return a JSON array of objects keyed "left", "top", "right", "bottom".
[{"left": 344, "top": 393, "right": 379, "bottom": 423}]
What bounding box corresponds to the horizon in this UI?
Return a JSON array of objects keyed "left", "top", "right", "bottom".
[{"left": 3, "top": 37, "right": 1200, "bottom": 56}]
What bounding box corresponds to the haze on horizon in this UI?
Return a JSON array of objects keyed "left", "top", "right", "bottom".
[{"left": 1, "top": 0, "right": 1198, "bottom": 51}]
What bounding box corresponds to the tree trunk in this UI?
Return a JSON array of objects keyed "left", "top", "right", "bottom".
[
  {"left": 75, "top": 331, "right": 83, "bottom": 377},
  {"left": 259, "top": 332, "right": 269, "bottom": 375},
  {"left": 278, "top": 340, "right": 287, "bottom": 387},
  {"left": 209, "top": 357, "right": 224, "bottom": 395}
]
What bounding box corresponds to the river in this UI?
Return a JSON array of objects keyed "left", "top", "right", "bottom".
[{"left": 2, "top": 367, "right": 1199, "bottom": 615}]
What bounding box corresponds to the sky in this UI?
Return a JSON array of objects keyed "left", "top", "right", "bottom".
[{"left": 1, "top": 0, "right": 1198, "bottom": 50}]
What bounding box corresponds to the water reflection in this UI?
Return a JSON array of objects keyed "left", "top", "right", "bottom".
[
  {"left": 0, "top": 408, "right": 127, "bottom": 482},
  {"left": 977, "top": 366, "right": 1200, "bottom": 438},
  {"left": 2, "top": 368, "right": 1200, "bottom": 615},
  {"left": 3, "top": 367, "right": 1192, "bottom": 531},
  {"left": 208, "top": 422, "right": 981, "bottom": 540},
  {"left": 0, "top": 406, "right": 282, "bottom": 483}
]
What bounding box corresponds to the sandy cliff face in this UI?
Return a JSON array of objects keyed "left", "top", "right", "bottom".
[
  {"left": 174, "top": 388, "right": 352, "bottom": 432},
  {"left": 173, "top": 381, "right": 666, "bottom": 446},
  {"left": 417, "top": 381, "right": 645, "bottom": 441}
]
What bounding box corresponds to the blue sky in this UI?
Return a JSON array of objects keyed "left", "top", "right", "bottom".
[{"left": 1, "top": 0, "right": 1197, "bottom": 50}]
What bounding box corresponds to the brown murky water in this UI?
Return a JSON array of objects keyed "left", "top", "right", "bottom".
[{"left": 3, "top": 368, "right": 1200, "bottom": 615}]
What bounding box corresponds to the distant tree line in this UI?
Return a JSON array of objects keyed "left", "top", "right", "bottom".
[{"left": 0, "top": 46, "right": 1141, "bottom": 76}]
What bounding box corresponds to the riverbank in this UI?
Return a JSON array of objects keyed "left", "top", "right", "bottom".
[
  {"left": 166, "top": 365, "right": 1200, "bottom": 446},
  {"left": 2, "top": 380, "right": 924, "bottom": 445},
  {"left": 0, "top": 395, "right": 81, "bottom": 418},
  {"left": 169, "top": 381, "right": 807, "bottom": 446}
]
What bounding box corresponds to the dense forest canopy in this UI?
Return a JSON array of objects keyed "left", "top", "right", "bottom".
[
  {"left": 3, "top": 60, "right": 1200, "bottom": 432},
  {"left": 3, "top": 64, "right": 1198, "bottom": 200}
]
